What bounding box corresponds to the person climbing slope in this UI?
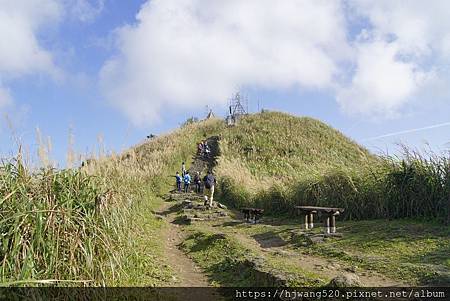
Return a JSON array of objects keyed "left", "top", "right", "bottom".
[
  {"left": 204, "top": 142, "right": 210, "bottom": 158},
  {"left": 181, "top": 162, "right": 186, "bottom": 177},
  {"left": 197, "top": 142, "right": 203, "bottom": 156},
  {"left": 183, "top": 171, "right": 191, "bottom": 193},
  {"left": 203, "top": 170, "right": 216, "bottom": 207},
  {"left": 200, "top": 140, "right": 206, "bottom": 157},
  {"left": 194, "top": 171, "right": 201, "bottom": 193},
  {"left": 175, "top": 171, "right": 182, "bottom": 192}
]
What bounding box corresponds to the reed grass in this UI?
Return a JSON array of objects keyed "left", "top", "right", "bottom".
[
  {"left": 0, "top": 117, "right": 225, "bottom": 285},
  {"left": 0, "top": 158, "right": 114, "bottom": 285}
]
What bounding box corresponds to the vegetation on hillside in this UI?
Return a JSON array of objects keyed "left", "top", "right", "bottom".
[
  {"left": 0, "top": 160, "right": 114, "bottom": 285},
  {"left": 216, "top": 112, "right": 450, "bottom": 222},
  {"left": 219, "top": 111, "right": 375, "bottom": 180},
  {"left": 197, "top": 213, "right": 450, "bottom": 286},
  {"left": 304, "top": 219, "right": 450, "bottom": 285},
  {"left": 1, "top": 110, "right": 449, "bottom": 286},
  {"left": 0, "top": 118, "right": 225, "bottom": 285},
  {"left": 181, "top": 228, "right": 326, "bottom": 287}
]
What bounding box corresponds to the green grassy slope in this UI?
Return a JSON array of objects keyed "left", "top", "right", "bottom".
[
  {"left": 215, "top": 112, "right": 381, "bottom": 216},
  {"left": 129, "top": 111, "right": 450, "bottom": 286},
  {"left": 219, "top": 111, "right": 376, "bottom": 180},
  {"left": 214, "top": 112, "right": 449, "bottom": 221},
  {"left": 87, "top": 117, "right": 226, "bottom": 285}
]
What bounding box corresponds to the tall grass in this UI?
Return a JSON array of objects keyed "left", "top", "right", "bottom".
[
  {"left": 0, "top": 117, "right": 226, "bottom": 286},
  {"left": 0, "top": 158, "right": 116, "bottom": 285},
  {"left": 215, "top": 112, "right": 450, "bottom": 222},
  {"left": 218, "top": 150, "right": 450, "bottom": 222}
]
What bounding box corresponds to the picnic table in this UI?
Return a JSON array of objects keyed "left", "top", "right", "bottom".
[
  {"left": 295, "top": 206, "right": 344, "bottom": 234},
  {"left": 241, "top": 207, "right": 264, "bottom": 223}
]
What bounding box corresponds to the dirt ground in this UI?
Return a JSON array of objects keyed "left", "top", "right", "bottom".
[{"left": 158, "top": 201, "right": 210, "bottom": 287}]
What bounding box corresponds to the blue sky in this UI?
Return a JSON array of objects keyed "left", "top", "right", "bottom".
[{"left": 1, "top": 0, "right": 449, "bottom": 167}]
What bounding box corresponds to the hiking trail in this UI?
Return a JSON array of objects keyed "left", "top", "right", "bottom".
[
  {"left": 158, "top": 201, "right": 210, "bottom": 287},
  {"left": 156, "top": 136, "right": 220, "bottom": 287}
]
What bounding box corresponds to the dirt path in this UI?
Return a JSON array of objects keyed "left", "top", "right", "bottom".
[
  {"left": 152, "top": 136, "right": 220, "bottom": 287},
  {"left": 207, "top": 200, "right": 406, "bottom": 287},
  {"left": 157, "top": 201, "right": 210, "bottom": 287}
]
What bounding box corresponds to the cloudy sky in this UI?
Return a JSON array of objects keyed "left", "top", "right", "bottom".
[{"left": 1, "top": 0, "right": 450, "bottom": 166}]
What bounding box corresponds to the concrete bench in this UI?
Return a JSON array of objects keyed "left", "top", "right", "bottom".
[
  {"left": 295, "top": 206, "right": 344, "bottom": 234},
  {"left": 241, "top": 208, "right": 264, "bottom": 223}
]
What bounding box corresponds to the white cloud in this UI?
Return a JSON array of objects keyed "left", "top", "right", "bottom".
[
  {"left": 337, "top": 39, "right": 429, "bottom": 117},
  {"left": 100, "top": 0, "right": 350, "bottom": 125},
  {"left": 337, "top": 0, "right": 450, "bottom": 116},
  {"left": 69, "top": 0, "right": 105, "bottom": 23},
  {"left": 96, "top": 0, "right": 450, "bottom": 123},
  {"left": 0, "top": 0, "right": 64, "bottom": 109},
  {"left": 0, "top": 0, "right": 62, "bottom": 77},
  {"left": 350, "top": 1, "right": 450, "bottom": 57}
]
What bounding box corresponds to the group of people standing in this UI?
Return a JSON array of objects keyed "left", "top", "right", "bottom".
[
  {"left": 175, "top": 162, "right": 190, "bottom": 193},
  {"left": 197, "top": 140, "right": 211, "bottom": 158},
  {"left": 175, "top": 161, "right": 216, "bottom": 207}
]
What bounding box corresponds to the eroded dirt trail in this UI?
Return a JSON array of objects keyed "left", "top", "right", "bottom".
[{"left": 158, "top": 201, "right": 210, "bottom": 287}]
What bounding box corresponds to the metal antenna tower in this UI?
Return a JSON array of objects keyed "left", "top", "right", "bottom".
[
  {"left": 229, "top": 92, "right": 248, "bottom": 116},
  {"left": 226, "top": 92, "right": 248, "bottom": 126}
]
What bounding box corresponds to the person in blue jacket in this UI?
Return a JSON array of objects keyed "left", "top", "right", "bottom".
[
  {"left": 175, "top": 172, "right": 182, "bottom": 192},
  {"left": 183, "top": 171, "right": 191, "bottom": 193}
]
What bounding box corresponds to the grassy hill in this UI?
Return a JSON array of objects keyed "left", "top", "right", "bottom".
[
  {"left": 211, "top": 112, "right": 449, "bottom": 222},
  {"left": 218, "top": 111, "right": 376, "bottom": 180},
  {"left": 122, "top": 110, "right": 448, "bottom": 222},
  {"left": 1, "top": 111, "right": 449, "bottom": 286}
]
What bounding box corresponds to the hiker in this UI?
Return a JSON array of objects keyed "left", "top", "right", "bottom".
[
  {"left": 204, "top": 142, "right": 210, "bottom": 158},
  {"left": 175, "top": 172, "right": 182, "bottom": 192},
  {"left": 203, "top": 170, "right": 216, "bottom": 207},
  {"left": 193, "top": 171, "right": 201, "bottom": 193},
  {"left": 183, "top": 171, "right": 191, "bottom": 193},
  {"left": 181, "top": 162, "right": 186, "bottom": 177},
  {"left": 197, "top": 142, "right": 203, "bottom": 155},
  {"left": 200, "top": 140, "right": 206, "bottom": 157}
]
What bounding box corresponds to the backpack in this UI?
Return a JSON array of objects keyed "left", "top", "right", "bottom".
[
  {"left": 184, "top": 174, "right": 191, "bottom": 184},
  {"left": 204, "top": 174, "right": 214, "bottom": 189}
]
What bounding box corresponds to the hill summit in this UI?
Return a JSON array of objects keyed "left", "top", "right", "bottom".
[{"left": 217, "top": 111, "right": 374, "bottom": 180}]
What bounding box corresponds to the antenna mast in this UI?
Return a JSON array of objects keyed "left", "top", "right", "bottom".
[{"left": 226, "top": 92, "right": 248, "bottom": 126}]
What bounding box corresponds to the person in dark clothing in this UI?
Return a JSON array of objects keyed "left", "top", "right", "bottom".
[
  {"left": 181, "top": 162, "right": 186, "bottom": 177},
  {"left": 200, "top": 140, "right": 206, "bottom": 157},
  {"left": 193, "top": 171, "right": 201, "bottom": 193},
  {"left": 175, "top": 172, "right": 182, "bottom": 192},
  {"left": 203, "top": 170, "right": 216, "bottom": 207}
]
